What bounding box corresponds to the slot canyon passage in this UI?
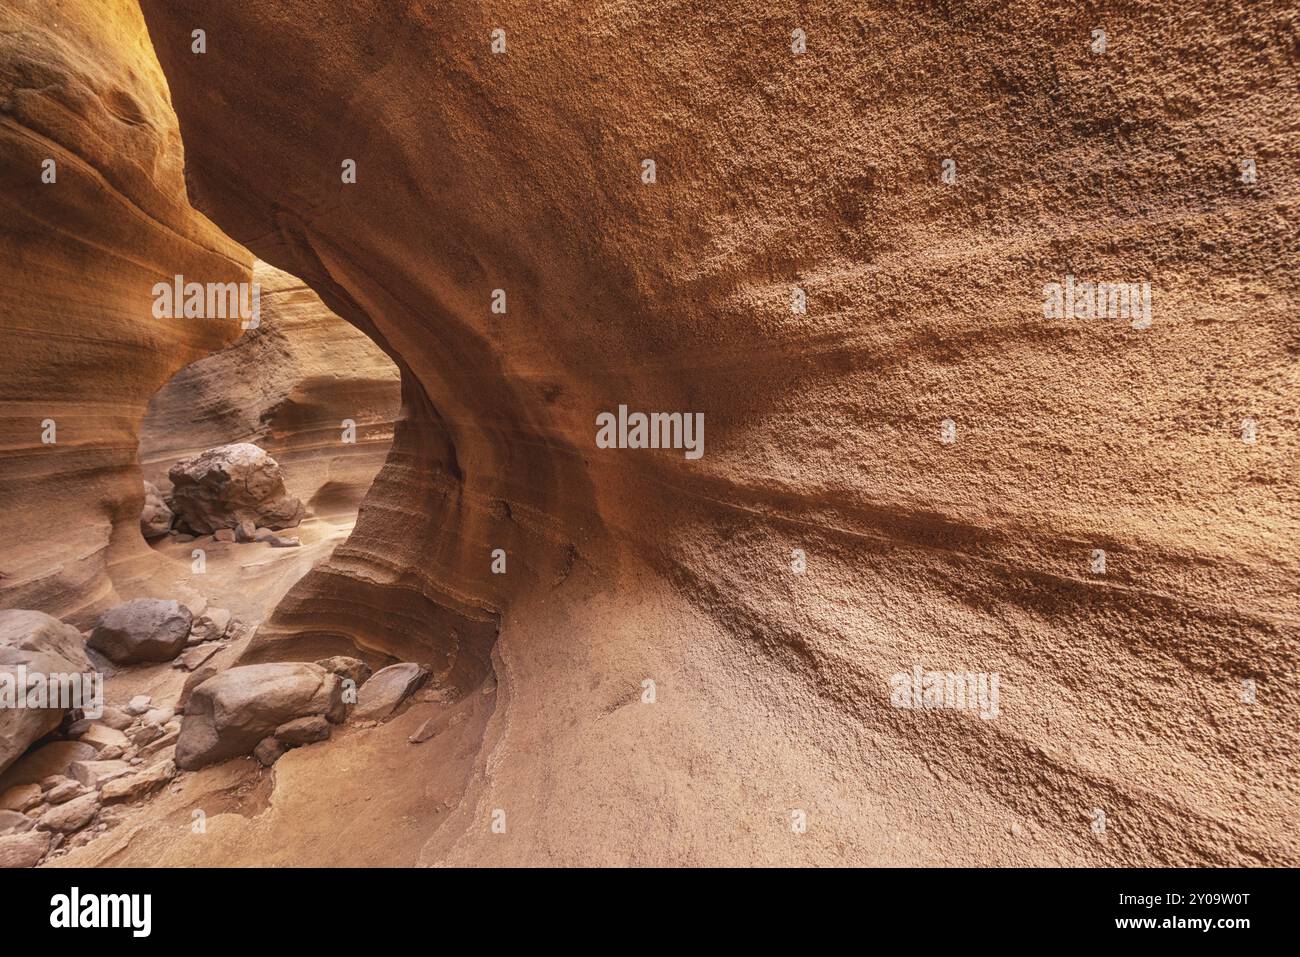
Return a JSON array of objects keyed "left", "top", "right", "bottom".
[{"left": 0, "top": 0, "right": 1296, "bottom": 869}]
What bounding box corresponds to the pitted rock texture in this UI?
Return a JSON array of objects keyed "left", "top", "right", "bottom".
[
  {"left": 166, "top": 442, "right": 305, "bottom": 534},
  {"left": 135, "top": 0, "right": 1298, "bottom": 867},
  {"left": 0, "top": 0, "right": 251, "bottom": 625}
]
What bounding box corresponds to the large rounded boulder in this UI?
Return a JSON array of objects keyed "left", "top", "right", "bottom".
[
  {"left": 167, "top": 443, "right": 304, "bottom": 535},
  {"left": 175, "top": 663, "right": 344, "bottom": 770},
  {"left": 88, "top": 599, "right": 191, "bottom": 664}
]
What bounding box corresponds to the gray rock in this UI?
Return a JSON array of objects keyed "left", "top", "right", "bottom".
[
  {"left": 354, "top": 663, "right": 430, "bottom": 721},
  {"left": 140, "top": 481, "right": 174, "bottom": 539},
  {"left": 167, "top": 443, "right": 304, "bottom": 535},
  {"left": 126, "top": 695, "right": 152, "bottom": 716},
  {"left": 88, "top": 599, "right": 192, "bottom": 664},
  {"left": 275, "top": 715, "right": 330, "bottom": 747},
  {"left": 254, "top": 527, "right": 301, "bottom": 547},
  {"left": 175, "top": 663, "right": 344, "bottom": 770},
  {"left": 0, "top": 830, "right": 51, "bottom": 868},
  {"left": 37, "top": 791, "right": 99, "bottom": 833}
]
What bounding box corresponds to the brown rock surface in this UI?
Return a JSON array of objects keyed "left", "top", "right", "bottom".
[
  {"left": 0, "top": 0, "right": 251, "bottom": 625},
  {"left": 130, "top": 0, "right": 1297, "bottom": 868}
]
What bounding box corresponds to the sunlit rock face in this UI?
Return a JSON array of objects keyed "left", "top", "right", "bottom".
[
  {"left": 116, "top": 0, "right": 1300, "bottom": 865},
  {"left": 0, "top": 0, "right": 250, "bottom": 624}
]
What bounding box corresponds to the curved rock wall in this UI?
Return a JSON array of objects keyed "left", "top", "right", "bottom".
[
  {"left": 105, "top": 0, "right": 1300, "bottom": 864},
  {"left": 0, "top": 0, "right": 250, "bottom": 625}
]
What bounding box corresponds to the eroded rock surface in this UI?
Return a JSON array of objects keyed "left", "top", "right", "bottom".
[
  {"left": 167, "top": 443, "right": 305, "bottom": 535},
  {"left": 133, "top": 0, "right": 1298, "bottom": 868},
  {"left": 0, "top": 0, "right": 250, "bottom": 625}
]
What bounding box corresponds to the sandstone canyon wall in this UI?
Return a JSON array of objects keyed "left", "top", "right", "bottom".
[
  {"left": 0, "top": 0, "right": 250, "bottom": 625},
  {"left": 0, "top": 0, "right": 1292, "bottom": 867},
  {"left": 130, "top": 0, "right": 1298, "bottom": 865}
]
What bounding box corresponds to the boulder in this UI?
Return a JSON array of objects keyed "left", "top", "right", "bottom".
[
  {"left": 175, "top": 663, "right": 344, "bottom": 770},
  {"left": 178, "top": 665, "right": 219, "bottom": 711},
  {"left": 140, "top": 480, "right": 174, "bottom": 539},
  {"left": 0, "top": 809, "right": 35, "bottom": 836},
  {"left": 126, "top": 695, "right": 152, "bottom": 716},
  {"left": 315, "top": 656, "right": 372, "bottom": 686},
  {"left": 37, "top": 791, "right": 99, "bottom": 832},
  {"left": 253, "top": 736, "right": 285, "bottom": 767},
  {"left": 68, "top": 759, "right": 132, "bottom": 789},
  {"left": 167, "top": 443, "right": 305, "bottom": 535},
  {"left": 0, "top": 741, "right": 96, "bottom": 790},
  {"left": 275, "top": 715, "right": 330, "bottom": 747},
  {"left": 213, "top": 528, "right": 236, "bottom": 543},
  {"left": 101, "top": 760, "right": 175, "bottom": 803},
  {"left": 0, "top": 830, "right": 50, "bottom": 868},
  {"left": 88, "top": 600, "right": 191, "bottom": 665},
  {"left": 0, "top": 783, "right": 42, "bottom": 812},
  {"left": 0, "top": 610, "right": 92, "bottom": 777},
  {"left": 353, "top": 663, "right": 430, "bottom": 721},
  {"left": 79, "top": 723, "right": 130, "bottom": 753},
  {"left": 0, "top": 609, "right": 91, "bottom": 672}
]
